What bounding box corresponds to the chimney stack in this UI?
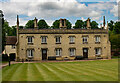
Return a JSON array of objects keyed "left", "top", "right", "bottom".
[
  {"left": 59, "top": 19, "right": 67, "bottom": 29},
  {"left": 103, "top": 16, "right": 106, "bottom": 29},
  {"left": 34, "top": 17, "right": 38, "bottom": 28},
  {"left": 86, "top": 18, "right": 91, "bottom": 29},
  {"left": 17, "top": 15, "right": 19, "bottom": 29}
]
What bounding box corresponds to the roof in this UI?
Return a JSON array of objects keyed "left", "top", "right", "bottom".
[{"left": 6, "top": 36, "right": 17, "bottom": 45}]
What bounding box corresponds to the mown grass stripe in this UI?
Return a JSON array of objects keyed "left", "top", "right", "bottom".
[
  {"left": 67, "top": 64, "right": 117, "bottom": 81},
  {"left": 27, "top": 63, "right": 44, "bottom": 81},
  {"left": 10, "top": 63, "right": 28, "bottom": 81},
  {"left": 45, "top": 63, "right": 83, "bottom": 81},
  {"left": 2, "top": 64, "right": 21, "bottom": 81}
]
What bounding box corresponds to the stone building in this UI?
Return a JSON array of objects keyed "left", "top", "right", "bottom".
[
  {"left": 16, "top": 15, "right": 111, "bottom": 61},
  {"left": 3, "top": 36, "right": 17, "bottom": 60}
]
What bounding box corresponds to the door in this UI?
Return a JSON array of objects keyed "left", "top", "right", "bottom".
[
  {"left": 83, "top": 48, "right": 88, "bottom": 58},
  {"left": 42, "top": 49, "right": 47, "bottom": 60}
]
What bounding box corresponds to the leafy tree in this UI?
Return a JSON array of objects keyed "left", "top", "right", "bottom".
[
  {"left": 108, "top": 20, "right": 114, "bottom": 31},
  {"left": 113, "top": 22, "right": 120, "bottom": 34},
  {"left": 38, "top": 19, "right": 49, "bottom": 29},
  {"left": 52, "top": 20, "right": 59, "bottom": 29},
  {"left": 90, "top": 21, "right": 99, "bottom": 29},
  {"left": 73, "top": 20, "right": 84, "bottom": 29},
  {"left": 109, "top": 34, "right": 120, "bottom": 49},
  {"left": 25, "top": 20, "right": 34, "bottom": 29},
  {"left": 11, "top": 26, "right": 16, "bottom": 36},
  {"left": 66, "top": 20, "right": 72, "bottom": 29},
  {"left": 52, "top": 19, "right": 72, "bottom": 29},
  {"left": 19, "top": 26, "right": 24, "bottom": 29},
  {"left": 83, "top": 21, "right": 87, "bottom": 29}
]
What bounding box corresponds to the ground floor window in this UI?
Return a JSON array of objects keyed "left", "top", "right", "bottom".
[
  {"left": 95, "top": 48, "right": 101, "bottom": 55},
  {"left": 55, "top": 48, "right": 62, "bottom": 56},
  {"left": 27, "top": 49, "right": 34, "bottom": 57},
  {"left": 69, "top": 48, "right": 75, "bottom": 56}
]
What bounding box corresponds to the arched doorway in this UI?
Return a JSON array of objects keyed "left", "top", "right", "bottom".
[{"left": 9, "top": 53, "right": 16, "bottom": 61}]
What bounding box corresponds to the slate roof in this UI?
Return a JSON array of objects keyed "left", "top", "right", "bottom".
[{"left": 6, "top": 36, "right": 17, "bottom": 45}]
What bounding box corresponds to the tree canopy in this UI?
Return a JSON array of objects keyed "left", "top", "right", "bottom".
[
  {"left": 38, "top": 19, "right": 49, "bottom": 29},
  {"left": 73, "top": 20, "right": 98, "bottom": 29},
  {"left": 73, "top": 20, "right": 84, "bottom": 29},
  {"left": 90, "top": 21, "right": 99, "bottom": 29},
  {"left": 25, "top": 20, "right": 34, "bottom": 29},
  {"left": 52, "top": 19, "right": 72, "bottom": 29}
]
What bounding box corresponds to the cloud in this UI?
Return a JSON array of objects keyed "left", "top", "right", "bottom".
[
  {"left": 110, "top": 4, "right": 118, "bottom": 17},
  {"left": 0, "top": 0, "right": 117, "bottom": 26}
]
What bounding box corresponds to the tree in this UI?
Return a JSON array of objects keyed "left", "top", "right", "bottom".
[
  {"left": 83, "top": 21, "right": 87, "bottom": 29},
  {"left": 38, "top": 19, "right": 49, "bottom": 29},
  {"left": 108, "top": 20, "right": 114, "bottom": 31},
  {"left": 90, "top": 21, "right": 99, "bottom": 29},
  {"left": 25, "top": 20, "right": 34, "bottom": 29},
  {"left": 113, "top": 22, "right": 120, "bottom": 34},
  {"left": 52, "top": 19, "right": 72, "bottom": 29},
  {"left": 66, "top": 20, "right": 72, "bottom": 29},
  {"left": 73, "top": 20, "right": 84, "bottom": 29},
  {"left": 11, "top": 26, "right": 16, "bottom": 36},
  {"left": 52, "top": 20, "right": 59, "bottom": 29}
]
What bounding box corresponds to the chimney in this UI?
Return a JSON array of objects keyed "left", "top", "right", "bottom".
[
  {"left": 86, "top": 18, "right": 91, "bottom": 29},
  {"left": 59, "top": 19, "right": 67, "bottom": 29},
  {"left": 103, "top": 16, "right": 106, "bottom": 29},
  {"left": 17, "top": 15, "right": 19, "bottom": 29},
  {"left": 34, "top": 17, "right": 38, "bottom": 28},
  {"left": 100, "top": 24, "right": 102, "bottom": 28}
]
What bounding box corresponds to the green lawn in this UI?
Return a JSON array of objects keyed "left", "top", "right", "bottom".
[{"left": 2, "top": 59, "right": 118, "bottom": 81}]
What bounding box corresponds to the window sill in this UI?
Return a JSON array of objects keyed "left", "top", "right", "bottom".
[
  {"left": 27, "top": 43, "right": 33, "bottom": 45},
  {"left": 83, "top": 42, "right": 88, "bottom": 44},
  {"left": 69, "top": 42, "right": 75, "bottom": 44},
  {"left": 56, "top": 56, "right": 61, "bottom": 57},
  {"left": 28, "top": 56, "right": 33, "bottom": 59},
  {"left": 41, "top": 43, "right": 47, "bottom": 44},
  {"left": 95, "top": 42, "right": 100, "bottom": 44},
  {"left": 56, "top": 42, "right": 61, "bottom": 44},
  {"left": 70, "top": 55, "right": 75, "bottom": 57}
]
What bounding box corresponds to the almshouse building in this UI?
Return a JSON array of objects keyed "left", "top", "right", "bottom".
[{"left": 16, "top": 15, "right": 111, "bottom": 61}]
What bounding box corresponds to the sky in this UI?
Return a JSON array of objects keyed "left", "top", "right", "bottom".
[{"left": 0, "top": 0, "right": 119, "bottom": 27}]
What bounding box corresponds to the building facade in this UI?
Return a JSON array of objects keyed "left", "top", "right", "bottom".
[
  {"left": 3, "top": 36, "right": 17, "bottom": 60},
  {"left": 16, "top": 16, "right": 111, "bottom": 61}
]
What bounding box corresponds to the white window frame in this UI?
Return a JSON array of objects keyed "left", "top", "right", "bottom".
[
  {"left": 56, "top": 37, "right": 61, "bottom": 43},
  {"left": 28, "top": 36, "right": 33, "bottom": 43},
  {"left": 95, "top": 36, "right": 100, "bottom": 42},
  {"left": 55, "top": 48, "right": 62, "bottom": 56},
  {"left": 27, "top": 49, "right": 34, "bottom": 57},
  {"left": 95, "top": 48, "right": 101, "bottom": 55},
  {"left": 41, "top": 36, "right": 47, "bottom": 43},
  {"left": 83, "top": 37, "right": 88, "bottom": 43},
  {"left": 69, "top": 37, "right": 75, "bottom": 43},
  {"left": 69, "top": 48, "right": 75, "bottom": 56}
]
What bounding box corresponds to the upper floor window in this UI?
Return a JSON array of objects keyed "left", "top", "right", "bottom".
[
  {"left": 56, "top": 36, "right": 61, "bottom": 44},
  {"left": 55, "top": 48, "right": 62, "bottom": 56},
  {"left": 95, "top": 36, "right": 101, "bottom": 43},
  {"left": 69, "top": 36, "right": 75, "bottom": 44},
  {"left": 27, "top": 49, "right": 34, "bottom": 58},
  {"left": 41, "top": 36, "right": 47, "bottom": 44},
  {"left": 82, "top": 36, "right": 88, "bottom": 44},
  {"left": 69, "top": 48, "right": 75, "bottom": 56},
  {"left": 95, "top": 48, "right": 101, "bottom": 55},
  {"left": 11, "top": 45, "right": 16, "bottom": 49},
  {"left": 27, "top": 36, "right": 33, "bottom": 44}
]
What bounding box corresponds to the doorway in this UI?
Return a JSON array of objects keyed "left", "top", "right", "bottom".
[
  {"left": 9, "top": 53, "right": 16, "bottom": 61},
  {"left": 83, "top": 48, "right": 88, "bottom": 59},
  {"left": 42, "top": 49, "right": 47, "bottom": 60}
]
